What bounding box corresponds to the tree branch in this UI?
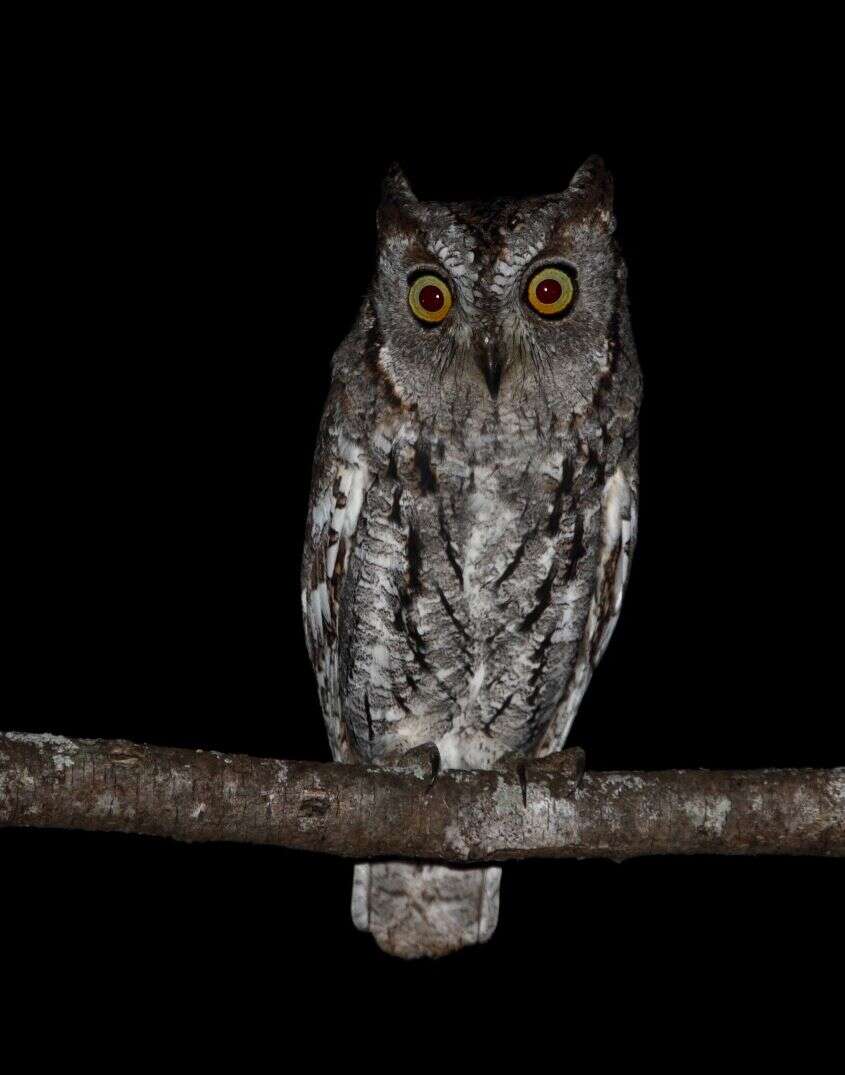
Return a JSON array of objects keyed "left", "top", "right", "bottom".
[{"left": 1, "top": 731, "right": 842, "bottom": 861}]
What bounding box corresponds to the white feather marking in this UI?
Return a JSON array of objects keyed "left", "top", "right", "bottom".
[
  {"left": 311, "top": 490, "right": 333, "bottom": 538},
  {"left": 317, "top": 581, "right": 330, "bottom": 623},
  {"left": 310, "top": 587, "right": 323, "bottom": 628},
  {"left": 538, "top": 464, "right": 636, "bottom": 755},
  {"left": 351, "top": 864, "right": 370, "bottom": 930},
  {"left": 468, "top": 661, "right": 485, "bottom": 705},
  {"left": 325, "top": 539, "right": 340, "bottom": 581}
]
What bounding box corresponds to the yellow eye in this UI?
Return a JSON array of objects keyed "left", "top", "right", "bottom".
[
  {"left": 408, "top": 274, "right": 452, "bottom": 324},
  {"left": 527, "top": 266, "right": 575, "bottom": 317}
]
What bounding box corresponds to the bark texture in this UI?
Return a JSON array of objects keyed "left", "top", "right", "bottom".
[{"left": 1, "top": 731, "right": 842, "bottom": 861}]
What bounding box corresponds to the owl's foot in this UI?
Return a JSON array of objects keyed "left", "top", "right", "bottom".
[
  {"left": 532, "top": 745, "right": 586, "bottom": 788},
  {"left": 381, "top": 742, "right": 440, "bottom": 786},
  {"left": 500, "top": 746, "right": 586, "bottom": 807}
]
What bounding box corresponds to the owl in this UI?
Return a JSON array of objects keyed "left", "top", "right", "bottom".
[{"left": 302, "top": 157, "right": 642, "bottom": 958}]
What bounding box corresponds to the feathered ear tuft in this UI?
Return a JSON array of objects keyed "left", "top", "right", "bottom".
[
  {"left": 381, "top": 162, "right": 417, "bottom": 205},
  {"left": 377, "top": 163, "right": 420, "bottom": 238},
  {"left": 565, "top": 155, "right": 614, "bottom": 224}
]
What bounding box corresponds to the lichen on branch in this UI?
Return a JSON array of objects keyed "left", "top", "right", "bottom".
[{"left": 1, "top": 731, "right": 842, "bottom": 861}]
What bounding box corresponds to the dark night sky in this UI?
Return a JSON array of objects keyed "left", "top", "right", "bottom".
[{"left": 4, "top": 59, "right": 841, "bottom": 1036}]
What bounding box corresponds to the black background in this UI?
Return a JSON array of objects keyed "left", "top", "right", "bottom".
[{"left": 5, "top": 55, "right": 842, "bottom": 1038}]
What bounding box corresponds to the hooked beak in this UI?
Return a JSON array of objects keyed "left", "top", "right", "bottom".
[{"left": 477, "top": 334, "right": 503, "bottom": 400}]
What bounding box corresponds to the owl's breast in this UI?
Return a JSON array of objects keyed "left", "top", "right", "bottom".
[{"left": 336, "top": 414, "right": 606, "bottom": 771}]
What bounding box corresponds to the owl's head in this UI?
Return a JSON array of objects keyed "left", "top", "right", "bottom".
[{"left": 370, "top": 156, "right": 630, "bottom": 422}]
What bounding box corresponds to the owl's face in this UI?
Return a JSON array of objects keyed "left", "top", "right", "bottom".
[{"left": 371, "top": 157, "right": 626, "bottom": 424}]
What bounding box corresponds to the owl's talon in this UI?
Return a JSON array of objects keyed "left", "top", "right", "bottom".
[
  {"left": 386, "top": 742, "right": 440, "bottom": 786},
  {"left": 533, "top": 745, "right": 586, "bottom": 781},
  {"left": 530, "top": 746, "right": 586, "bottom": 797},
  {"left": 499, "top": 748, "right": 584, "bottom": 804}
]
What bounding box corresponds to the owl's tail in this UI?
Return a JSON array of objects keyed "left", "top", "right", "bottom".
[{"left": 351, "top": 861, "right": 501, "bottom": 959}]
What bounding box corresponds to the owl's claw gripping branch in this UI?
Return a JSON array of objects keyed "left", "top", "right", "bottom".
[
  {"left": 2, "top": 731, "right": 843, "bottom": 861},
  {"left": 500, "top": 746, "right": 585, "bottom": 808},
  {"left": 531, "top": 746, "right": 586, "bottom": 794},
  {"left": 386, "top": 742, "right": 441, "bottom": 787}
]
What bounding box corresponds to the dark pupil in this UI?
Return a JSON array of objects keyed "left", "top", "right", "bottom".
[
  {"left": 536, "top": 278, "right": 563, "bottom": 305},
  {"left": 418, "top": 284, "right": 444, "bottom": 312}
]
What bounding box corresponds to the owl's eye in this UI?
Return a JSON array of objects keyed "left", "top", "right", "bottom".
[
  {"left": 526, "top": 266, "right": 575, "bottom": 317},
  {"left": 408, "top": 274, "right": 452, "bottom": 324}
]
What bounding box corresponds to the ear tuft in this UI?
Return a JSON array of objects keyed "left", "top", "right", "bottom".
[
  {"left": 381, "top": 162, "right": 417, "bottom": 206},
  {"left": 566, "top": 154, "right": 614, "bottom": 223},
  {"left": 377, "top": 163, "right": 420, "bottom": 238}
]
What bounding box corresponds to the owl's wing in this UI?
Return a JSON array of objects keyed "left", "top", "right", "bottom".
[
  {"left": 536, "top": 460, "right": 638, "bottom": 756},
  {"left": 301, "top": 404, "right": 370, "bottom": 763}
]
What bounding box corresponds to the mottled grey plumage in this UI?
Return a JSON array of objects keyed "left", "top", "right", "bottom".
[{"left": 302, "top": 157, "right": 642, "bottom": 958}]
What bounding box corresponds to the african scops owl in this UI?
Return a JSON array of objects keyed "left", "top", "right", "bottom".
[{"left": 302, "top": 157, "right": 642, "bottom": 958}]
